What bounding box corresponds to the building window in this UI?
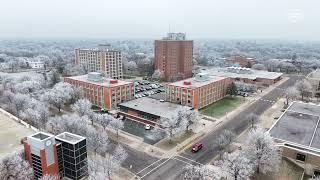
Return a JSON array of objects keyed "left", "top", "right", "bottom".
[{"left": 296, "top": 153, "right": 306, "bottom": 162}]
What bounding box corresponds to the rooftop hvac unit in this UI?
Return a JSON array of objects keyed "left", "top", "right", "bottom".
[
  {"left": 87, "top": 72, "right": 103, "bottom": 82},
  {"left": 183, "top": 81, "right": 192, "bottom": 85},
  {"left": 110, "top": 80, "right": 118, "bottom": 84},
  {"left": 195, "top": 73, "right": 209, "bottom": 82}
]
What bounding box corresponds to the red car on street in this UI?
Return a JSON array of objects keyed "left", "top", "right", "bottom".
[{"left": 191, "top": 143, "right": 203, "bottom": 153}]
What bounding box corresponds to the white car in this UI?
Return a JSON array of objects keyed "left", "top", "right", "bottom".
[{"left": 145, "top": 124, "right": 151, "bottom": 130}]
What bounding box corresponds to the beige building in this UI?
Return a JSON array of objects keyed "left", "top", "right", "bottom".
[
  {"left": 75, "top": 44, "right": 123, "bottom": 79},
  {"left": 269, "top": 102, "right": 320, "bottom": 176},
  {"left": 307, "top": 69, "right": 320, "bottom": 97}
]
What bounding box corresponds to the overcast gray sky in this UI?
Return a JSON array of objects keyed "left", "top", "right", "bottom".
[{"left": 0, "top": 0, "right": 318, "bottom": 40}]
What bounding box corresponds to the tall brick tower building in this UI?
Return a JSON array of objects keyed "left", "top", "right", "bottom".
[{"left": 155, "top": 33, "right": 193, "bottom": 82}]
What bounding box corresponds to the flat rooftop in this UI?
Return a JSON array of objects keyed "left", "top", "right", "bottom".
[
  {"left": 200, "top": 67, "right": 283, "bottom": 80},
  {"left": 55, "top": 132, "right": 86, "bottom": 144},
  {"left": 65, "top": 74, "right": 132, "bottom": 87},
  {"left": 0, "top": 111, "right": 35, "bottom": 158},
  {"left": 168, "top": 75, "right": 228, "bottom": 88},
  {"left": 269, "top": 101, "right": 320, "bottom": 149},
  {"left": 119, "top": 97, "right": 191, "bottom": 119}
]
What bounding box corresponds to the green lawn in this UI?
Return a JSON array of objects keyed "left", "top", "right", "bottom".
[{"left": 200, "top": 96, "right": 245, "bottom": 118}]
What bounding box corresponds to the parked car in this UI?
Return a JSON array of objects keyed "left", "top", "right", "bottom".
[
  {"left": 191, "top": 143, "right": 203, "bottom": 153},
  {"left": 145, "top": 124, "right": 151, "bottom": 130}
]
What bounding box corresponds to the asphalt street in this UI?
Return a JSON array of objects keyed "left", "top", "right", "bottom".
[{"left": 141, "top": 75, "right": 303, "bottom": 180}]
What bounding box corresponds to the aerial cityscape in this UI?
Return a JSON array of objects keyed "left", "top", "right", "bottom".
[{"left": 1, "top": 0, "right": 320, "bottom": 180}]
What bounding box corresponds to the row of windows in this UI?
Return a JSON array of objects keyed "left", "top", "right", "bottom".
[
  {"left": 62, "top": 151, "right": 87, "bottom": 165},
  {"left": 64, "top": 159, "right": 87, "bottom": 171},
  {"left": 62, "top": 146, "right": 87, "bottom": 158}
]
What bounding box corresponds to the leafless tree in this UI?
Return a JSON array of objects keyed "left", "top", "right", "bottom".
[
  {"left": 72, "top": 99, "right": 92, "bottom": 117},
  {"left": 243, "top": 127, "right": 281, "bottom": 174},
  {"left": 216, "top": 130, "right": 235, "bottom": 158},
  {"left": 285, "top": 87, "right": 299, "bottom": 105},
  {"left": 0, "top": 151, "right": 34, "bottom": 180},
  {"left": 294, "top": 79, "right": 313, "bottom": 101},
  {"left": 216, "top": 151, "right": 253, "bottom": 180}
]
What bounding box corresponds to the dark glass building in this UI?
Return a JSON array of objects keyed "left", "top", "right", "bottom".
[{"left": 55, "top": 132, "right": 88, "bottom": 180}]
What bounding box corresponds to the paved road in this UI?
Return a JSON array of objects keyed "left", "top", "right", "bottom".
[
  {"left": 142, "top": 75, "right": 303, "bottom": 180},
  {"left": 107, "top": 139, "right": 159, "bottom": 174}
]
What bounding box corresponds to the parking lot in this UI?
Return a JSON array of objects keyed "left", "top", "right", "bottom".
[{"left": 134, "top": 80, "right": 165, "bottom": 99}]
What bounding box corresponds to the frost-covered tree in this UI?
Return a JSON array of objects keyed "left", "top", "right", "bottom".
[
  {"left": 20, "top": 100, "right": 50, "bottom": 130},
  {"left": 182, "top": 164, "right": 222, "bottom": 180},
  {"left": 126, "top": 61, "right": 138, "bottom": 71},
  {"left": 152, "top": 69, "right": 164, "bottom": 81},
  {"left": 6, "top": 58, "right": 19, "bottom": 72},
  {"left": 113, "top": 145, "right": 128, "bottom": 164},
  {"left": 228, "top": 82, "right": 238, "bottom": 96},
  {"left": 0, "top": 151, "right": 34, "bottom": 180},
  {"left": 216, "top": 130, "right": 235, "bottom": 158},
  {"left": 159, "top": 109, "right": 188, "bottom": 143},
  {"left": 98, "top": 114, "right": 116, "bottom": 130},
  {"left": 285, "top": 87, "right": 299, "bottom": 105},
  {"left": 46, "top": 113, "right": 89, "bottom": 136},
  {"left": 14, "top": 80, "right": 43, "bottom": 94},
  {"left": 216, "top": 151, "right": 253, "bottom": 180},
  {"left": 47, "top": 70, "right": 60, "bottom": 88},
  {"left": 247, "top": 113, "right": 259, "bottom": 129},
  {"left": 251, "top": 63, "right": 266, "bottom": 70},
  {"left": 72, "top": 99, "right": 92, "bottom": 117},
  {"left": 1, "top": 91, "right": 31, "bottom": 115},
  {"left": 39, "top": 175, "right": 60, "bottom": 180},
  {"left": 87, "top": 127, "right": 109, "bottom": 154},
  {"left": 109, "top": 118, "right": 124, "bottom": 139},
  {"left": 244, "top": 127, "right": 280, "bottom": 174},
  {"left": 179, "top": 107, "right": 200, "bottom": 132},
  {"left": 294, "top": 79, "right": 313, "bottom": 101},
  {"left": 89, "top": 145, "right": 127, "bottom": 180},
  {"left": 42, "top": 82, "right": 74, "bottom": 112}
]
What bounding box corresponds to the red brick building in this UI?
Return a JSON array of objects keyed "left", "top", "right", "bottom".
[
  {"left": 155, "top": 33, "right": 193, "bottom": 82},
  {"left": 64, "top": 72, "right": 134, "bottom": 110},
  {"left": 165, "top": 73, "right": 231, "bottom": 109},
  {"left": 227, "top": 55, "right": 255, "bottom": 68}
]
